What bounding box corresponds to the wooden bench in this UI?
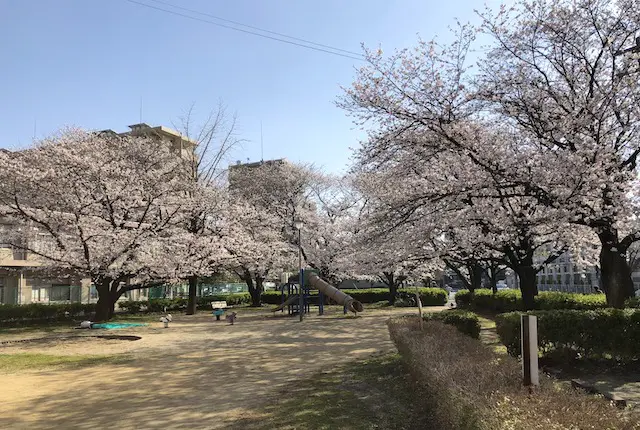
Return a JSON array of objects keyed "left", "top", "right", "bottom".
[{"left": 211, "top": 301, "right": 231, "bottom": 321}]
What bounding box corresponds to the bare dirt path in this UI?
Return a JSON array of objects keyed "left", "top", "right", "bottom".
[{"left": 0, "top": 307, "right": 434, "bottom": 429}]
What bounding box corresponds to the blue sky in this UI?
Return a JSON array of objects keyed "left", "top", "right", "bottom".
[{"left": 0, "top": 0, "right": 501, "bottom": 173}]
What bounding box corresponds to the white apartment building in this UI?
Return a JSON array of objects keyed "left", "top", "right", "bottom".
[{"left": 505, "top": 250, "right": 640, "bottom": 294}]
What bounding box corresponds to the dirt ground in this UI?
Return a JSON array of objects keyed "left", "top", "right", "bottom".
[{"left": 0, "top": 306, "right": 435, "bottom": 430}]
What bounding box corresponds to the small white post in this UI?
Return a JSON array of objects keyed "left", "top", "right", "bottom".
[
  {"left": 415, "top": 285, "right": 423, "bottom": 331},
  {"left": 521, "top": 314, "right": 539, "bottom": 386}
]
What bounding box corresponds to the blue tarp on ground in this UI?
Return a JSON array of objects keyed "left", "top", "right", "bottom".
[{"left": 91, "top": 323, "right": 146, "bottom": 330}]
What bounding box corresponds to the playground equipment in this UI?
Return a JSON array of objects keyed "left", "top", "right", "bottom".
[
  {"left": 307, "top": 273, "right": 364, "bottom": 313},
  {"left": 273, "top": 269, "right": 364, "bottom": 316},
  {"left": 211, "top": 301, "right": 232, "bottom": 321},
  {"left": 77, "top": 321, "right": 146, "bottom": 330},
  {"left": 160, "top": 313, "right": 172, "bottom": 328}
]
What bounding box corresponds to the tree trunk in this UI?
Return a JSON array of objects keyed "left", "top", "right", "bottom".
[
  {"left": 186, "top": 275, "right": 198, "bottom": 315},
  {"left": 383, "top": 272, "right": 397, "bottom": 305},
  {"left": 598, "top": 230, "right": 635, "bottom": 308},
  {"left": 242, "top": 272, "right": 263, "bottom": 307},
  {"left": 249, "top": 277, "right": 264, "bottom": 307},
  {"left": 94, "top": 294, "right": 112, "bottom": 322},
  {"left": 94, "top": 278, "right": 117, "bottom": 322},
  {"left": 470, "top": 263, "right": 484, "bottom": 291},
  {"left": 516, "top": 266, "right": 537, "bottom": 311},
  {"left": 487, "top": 266, "right": 500, "bottom": 294}
]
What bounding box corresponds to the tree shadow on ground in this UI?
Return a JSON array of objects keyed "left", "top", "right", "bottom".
[
  {"left": 231, "top": 353, "right": 434, "bottom": 430},
  {"left": 0, "top": 307, "right": 426, "bottom": 429}
]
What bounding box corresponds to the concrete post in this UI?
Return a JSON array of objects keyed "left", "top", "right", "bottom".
[{"left": 521, "top": 314, "right": 539, "bottom": 386}]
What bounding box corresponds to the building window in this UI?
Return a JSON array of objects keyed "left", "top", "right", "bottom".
[
  {"left": 31, "top": 287, "right": 49, "bottom": 302},
  {"left": 90, "top": 285, "right": 98, "bottom": 300},
  {"left": 12, "top": 247, "right": 27, "bottom": 260},
  {"left": 50, "top": 285, "right": 71, "bottom": 302}
]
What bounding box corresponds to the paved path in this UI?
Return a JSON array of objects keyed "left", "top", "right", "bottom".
[
  {"left": 476, "top": 313, "right": 640, "bottom": 410},
  {"left": 0, "top": 307, "right": 431, "bottom": 430}
]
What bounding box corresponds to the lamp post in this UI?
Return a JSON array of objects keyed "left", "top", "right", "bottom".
[{"left": 294, "top": 218, "right": 304, "bottom": 322}]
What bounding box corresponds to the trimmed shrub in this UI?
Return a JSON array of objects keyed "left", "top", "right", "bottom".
[
  {"left": 536, "top": 291, "right": 607, "bottom": 310},
  {"left": 342, "top": 288, "right": 389, "bottom": 303},
  {"left": 454, "top": 289, "right": 472, "bottom": 308},
  {"left": 261, "top": 290, "right": 283, "bottom": 305},
  {"left": 424, "top": 310, "right": 481, "bottom": 338},
  {"left": 471, "top": 289, "right": 499, "bottom": 310},
  {"left": 143, "top": 293, "right": 252, "bottom": 312},
  {"left": 455, "top": 289, "right": 609, "bottom": 312},
  {"left": 117, "top": 301, "right": 146, "bottom": 313},
  {"left": 388, "top": 317, "right": 637, "bottom": 430},
  {"left": 625, "top": 297, "right": 640, "bottom": 308},
  {"left": 147, "top": 297, "right": 187, "bottom": 312},
  {"left": 495, "top": 309, "right": 640, "bottom": 360},
  {"left": 399, "top": 287, "right": 448, "bottom": 306},
  {"left": 196, "top": 293, "right": 251, "bottom": 308},
  {"left": 262, "top": 287, "right": 446, "bottom": 306},
  {"left": 0, "top": 302, "right": 96, "bottom": 323}
]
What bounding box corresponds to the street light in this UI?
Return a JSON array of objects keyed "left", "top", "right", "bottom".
[{"left": 294, "top": 218, "right": 304, "bottom": 321}]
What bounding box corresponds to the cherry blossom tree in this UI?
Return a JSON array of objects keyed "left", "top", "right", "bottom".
[
  {"left": 174, "top": 103, "right": 242, "bottom": 315},
  {"left": 226, "top": 161, "right": 315, "bottom": 305},
  {"left": 225, "top": 200, "right": 296, "bottom": 306},
  {"left": 338, "top": 1, "right": 640, "bottom": 307},
  {"left": 346, "top": 125, "right": 598, "bottom": 309},
  {"left": 342, "top": 170, "right": 444, "bottom": 304},
  {"left": 301, "top": 173, "right": 363, "bottom": 283},
  {"left": 475, "top": 0, "right": 640, "bottom": 306},
  {"left": 167, "top": 184, "right": 234, "bottom": 310},
  {"left": 0, "top": 129, "right": 191, "bottom": 320}
]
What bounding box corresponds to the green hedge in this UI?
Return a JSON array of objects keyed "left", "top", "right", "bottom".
[
  {"left": 455, "top": 289, "right": 610, "bottom": 312},
  {"left": 495, "top": 309, "right": 640, "bottom": 360},
  {"left": 0, "top": 303, "right": 96, "bottom": 323},
  {"left": 399, "top": 287, "right": 448, "bottom": 306},
  {"left": 261, "top": 290, "right": 283, "bottom": 305},
  {"left": 263, "top": 287, "right": 447, "bottom": 306},
  {"left": 118, "top": 293, "right": 252, "bottom": 313},
  {"left": 453, "top": 289, "right": 472, "bottom": 308},
  {"left": 626, "top": 297, "right": 640, "bottom": 308},
  {"left": 423, "top": 310, "right": 481, "bottom": 339},
  {"left": 388, "top": 317, "right": 635, "bottom": 430}
]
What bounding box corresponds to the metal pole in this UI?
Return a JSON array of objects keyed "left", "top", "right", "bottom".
[{"left": 298, "top": 228, "right": 304, "bottom": 322}]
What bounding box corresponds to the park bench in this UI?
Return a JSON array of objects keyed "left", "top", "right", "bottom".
[{"left": 211, "top": 301, "right": 231, "bottom": 321}]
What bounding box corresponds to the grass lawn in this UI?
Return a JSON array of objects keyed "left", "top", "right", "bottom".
[
  {"left": 0, "top": 322, "right": 71, "bottom": 337},
  {"left": 0, "top": 353, "right": 131, "bottom": 373},
  {"left": 233, "top": 353, "right": 432, "bottom": 430}
]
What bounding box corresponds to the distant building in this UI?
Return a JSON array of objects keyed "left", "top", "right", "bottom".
[
  {"left": 227, "top": 158, "right": 286, "bottom": 190},
  {"left": 505, "top": 249, "right": 640, "bottom": 294},
  {"left": 100, "top": 122, "right": 198, "bottom": 161}
]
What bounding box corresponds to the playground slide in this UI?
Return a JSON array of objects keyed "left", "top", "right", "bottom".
[
  {"left": 272, "top": 294, "right": 300, "bottom": 312},
  {"left": 307, "top": 273, "right": 364, "bottom": 313}
]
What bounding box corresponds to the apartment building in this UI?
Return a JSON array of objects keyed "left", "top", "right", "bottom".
[
  {"left": 505, "top": 249, "right": 640, "bottom": 294},
  {"left": 0, "top": 123, "right": 197, "bottom": 305}
]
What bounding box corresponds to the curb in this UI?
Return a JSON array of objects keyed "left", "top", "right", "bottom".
[{"left": 571, "top": 379, "right": 628, "bottom": 408}]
